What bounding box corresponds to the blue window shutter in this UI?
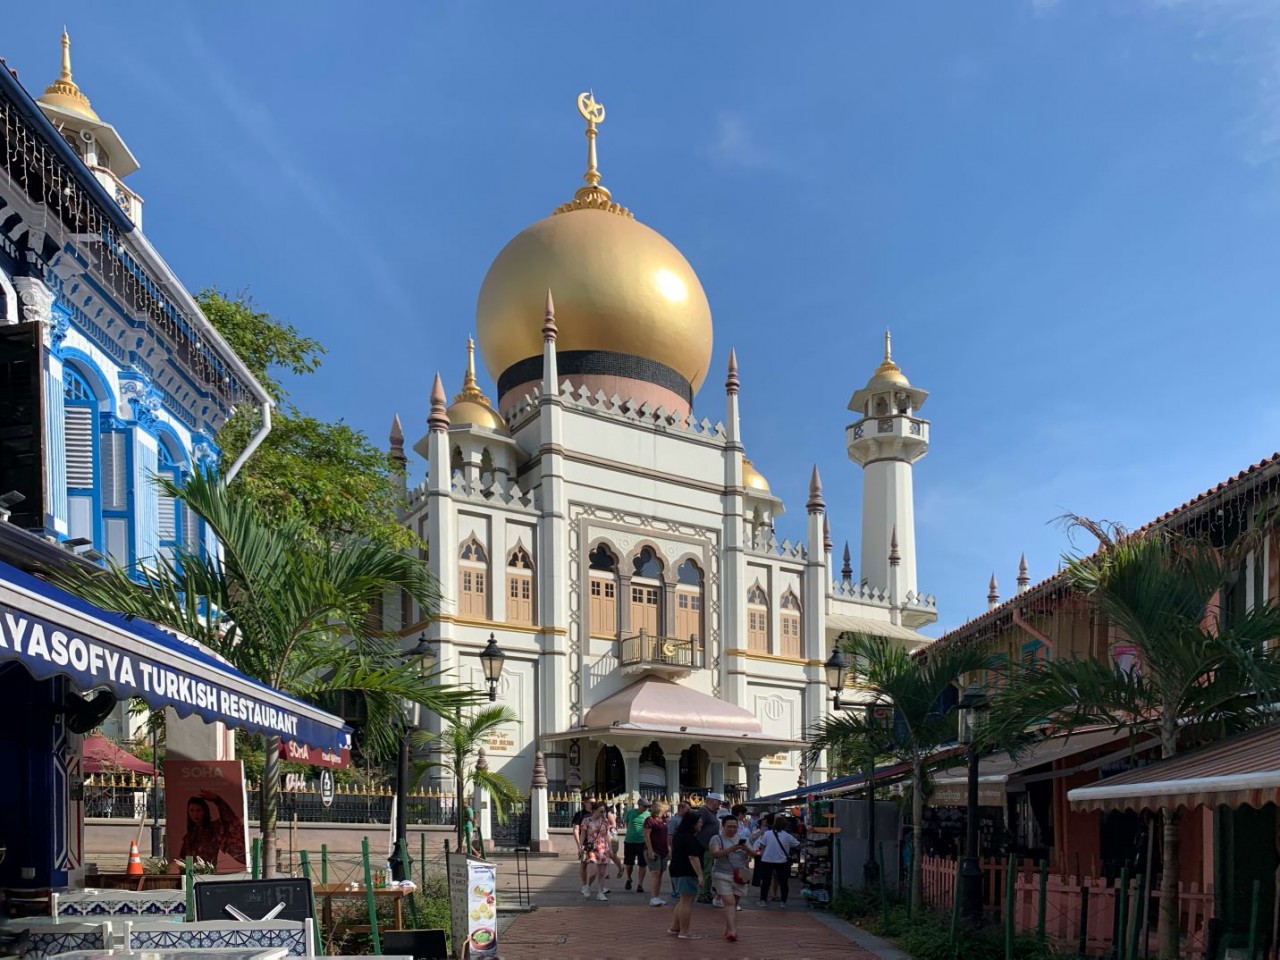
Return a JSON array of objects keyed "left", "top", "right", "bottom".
[{"left": 65, "top": 407, "right": 95, "bottom": 489}]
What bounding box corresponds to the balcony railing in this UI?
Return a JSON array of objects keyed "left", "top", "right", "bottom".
[{"left": 619, "top": 630, "right": 704, "bottom": 675}]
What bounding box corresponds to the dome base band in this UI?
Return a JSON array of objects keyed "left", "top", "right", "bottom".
[{"left": 498, "top": 350, "right": 693, "bottom": 407}]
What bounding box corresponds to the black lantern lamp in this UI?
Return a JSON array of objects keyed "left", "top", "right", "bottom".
[
  {"left": 478, "top": 633, "right": 506, "bottom": 702},
  {"left": 957, "top": 681, "right": 990, "bottom": 927},
  {"left": 823, "top": 648, "right": 850, "bottom": 706}
]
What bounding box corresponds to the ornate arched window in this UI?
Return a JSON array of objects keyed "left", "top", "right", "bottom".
[
  {"left": 63, "top": 366, "right": 101, "bottom": 548},
  {"left": 630, "top": 547, "right": 663, "bottom": 637},
  {"left": 675, "top": 559, "right": 704, "bottom": 644},
  {"left": 779, "top": 589, "right": 802, "bottom": 658},
  {"left": 507, "top": 545, "right": 534, "bottom": 625},
  {"left": 459, "top": 537, "right": 489, "bottom": 618},
  {"left": 747, "top": 582, "right": 769, "bottom": 653},
  {"left": 588, "top": 544, "right": 619, "bottom": 638}
]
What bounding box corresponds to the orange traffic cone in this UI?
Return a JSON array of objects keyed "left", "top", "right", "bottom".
[{"left": 125, "top": 840, "right": 143, "bottom": 876}]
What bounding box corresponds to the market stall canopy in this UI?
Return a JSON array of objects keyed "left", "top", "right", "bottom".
[
  {"left": 931, "top": 728, "right": 1157, "bottom": 808},
  {"left": 0, "top": 560, "right": 351, "bottom": 767},
  {"left": 1069, "top": 723, "right": 1280, "bottom": 814},
  {"left": 82, "top": 731, "right": 154, "bottom": 775},
  {"left": 748, "top": 755, "right": 932, "bottom": 807}
]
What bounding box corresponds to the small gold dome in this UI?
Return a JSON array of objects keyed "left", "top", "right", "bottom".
[
  {"left": 742, "top": 456, "right": 771, "bottom": 494},
  {"left": 38, "top": 31, "right": 99, "bottom": 122},
  {"left": 476, "top": 209, "right": 713, "bottom": 393},
  {"left": 867, "top": 330, "right": 909, "bottom": 387},
  {"left": 447, "top": 338, "right": 507, "bottom": 432}
]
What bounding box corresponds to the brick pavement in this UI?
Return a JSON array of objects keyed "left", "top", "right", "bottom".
[{"left": 498, "top": 899, "right": 876, "bottom": 960}]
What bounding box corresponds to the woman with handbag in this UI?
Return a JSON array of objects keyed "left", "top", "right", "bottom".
[
  {"left": 708, "top": 816, "right": 752, "bottom": 942},
  {"left": 756, "top": 815, "right": 800, "bottom": 908}
]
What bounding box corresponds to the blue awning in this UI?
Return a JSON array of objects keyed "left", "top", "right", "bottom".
[{"left": 0, "top": 560, "right": 351, "bottom": 766}]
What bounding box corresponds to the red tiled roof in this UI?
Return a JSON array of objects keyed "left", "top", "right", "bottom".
[{"left": 926, "top": 451, "right": 1280, "bottom": 654}]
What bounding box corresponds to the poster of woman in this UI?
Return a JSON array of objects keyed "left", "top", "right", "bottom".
[{"left": 163, "top": 760, "right": 249, "bottom": 874}]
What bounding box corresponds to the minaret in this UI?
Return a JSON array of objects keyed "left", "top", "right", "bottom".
[
  {"left": 987, "top": 573, "right": 1000, "bottom": 611},
  {"left": 537, "top": 291, "right": 571, "bottom": 736},
  {"left": 847, "top": 331, "right": 929, "bottom": 604},
  {"left": 722, "top": 348, "right": 748, "bottom": 707},
  {"left": 1017, "top": 554, "right": 1030, "bottom": 595}
]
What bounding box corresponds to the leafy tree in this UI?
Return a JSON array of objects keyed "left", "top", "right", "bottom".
[
  {"left": 412, "top": 705, "right": 523, "bottom": 853},
  {"left": 807, "top": 634, "right": 991, "bottom": 908},
  {"left": 987, "top": 522, "right": 1280, "bottom": 960},
  {"left": 199, "top": 289, "right": 412, "bottom": 549},
  {"left": 60, "top": 469, "right": 475, "bottom": 876}
]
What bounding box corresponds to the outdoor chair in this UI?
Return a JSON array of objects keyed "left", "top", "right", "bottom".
[
  {"left": 17, "top": 919, "right": 113, "bottom": 957},
  {"left": 50, "top": 888, "right": 185, "bottom": 918}
]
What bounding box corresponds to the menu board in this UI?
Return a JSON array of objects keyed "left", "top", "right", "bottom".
[
  {"left": 447, "top": 852, "right": 469, "bottom": 960},
  {"left": 465, "top": 859, "right": 498, "bottom": 958}
]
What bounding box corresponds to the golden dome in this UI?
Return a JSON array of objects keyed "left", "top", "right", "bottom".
[
  {"left": 38, "top": 31, "right": 99, "bottom": 122},
  {"left": 446, "top": 338, "right": 507, "bottom": 432},
  {"left": 742, "top": 456, "right": 771, "bottom": 494},
  {"left": 475, "top": 93, "right": 712, "bottom": 396},
  {"left": 867, "top": 330, "right": 909, "bottom": 387}
]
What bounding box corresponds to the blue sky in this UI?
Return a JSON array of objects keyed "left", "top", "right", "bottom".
[{"left": 8, "top": 2, "right": 1280, "bottom": 635}]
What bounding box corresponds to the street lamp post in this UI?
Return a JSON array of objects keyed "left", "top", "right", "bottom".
[
  {"left": 149, "top": 723, "right": 162, "bottom": 858},
  {"left": 957, "top": 681, "right": 990, "bottom": 928},
  {"left": 389, "top": 634, "right": 432, "bottom": 881},
  {"left": 823, "top": 648, "right": 850, "bottom": 707}
]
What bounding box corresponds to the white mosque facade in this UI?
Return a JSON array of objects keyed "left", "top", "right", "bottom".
[{"left": 393, "top": 95, "right": 938, "bottom": 805}]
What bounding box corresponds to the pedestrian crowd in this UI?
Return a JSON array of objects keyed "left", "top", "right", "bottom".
[{"left": 569, "top": 791, "right": 803, "bottom": 943}]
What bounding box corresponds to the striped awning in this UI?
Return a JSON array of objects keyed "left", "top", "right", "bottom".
[{"left": 1068, "top": 723, "right": 1280, "bottom": 813}]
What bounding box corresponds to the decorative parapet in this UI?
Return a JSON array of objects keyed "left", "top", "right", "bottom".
[
  {"left": 746, "top": 528, "right": 807, "bottom": 561},
  {"left": 827, "top": 579, "right": 937, "bottom": 610},
  {"left": 503, "top": 380, "right": 728, "bottom": 444},
  {"left": 449, "top": 470, "right": 538, "bottom": 510}
]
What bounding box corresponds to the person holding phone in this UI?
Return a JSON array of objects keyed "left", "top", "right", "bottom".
[{"left": 707, "top": 816, "right": 751, "bottom": 942}]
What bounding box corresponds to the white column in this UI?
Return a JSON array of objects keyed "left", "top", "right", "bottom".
[
  {"left": 744, "top": 760, "right": 761, "bottom": 799},
  {"left": 621, "top": 748, "right": 642, "bottom": 799},
  {"left": 131, "top": 426, "right": 160, "bottom": 568},
  {"left": 473, "top": 750, "right": 492, "bottom": 853},
  {"left": 722, "top": 350, "right": 748, "bottom": 706},
  {"left": 537, "top": 294, "right": 570, "bottom": 737},
  {"left": 14, "top": 278, "right": 67, "bottom": 534},
  {"left": 529, "top": 751, "right": 552, "bottom": 852}
]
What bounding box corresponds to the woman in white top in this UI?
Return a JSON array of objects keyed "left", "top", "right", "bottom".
[{"left": 755, "top": 814, "right": 800, "bottom": 907}]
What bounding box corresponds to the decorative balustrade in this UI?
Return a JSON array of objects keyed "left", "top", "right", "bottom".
[{"left": 619, "top": 631, "right": 704, "bottom": 675}]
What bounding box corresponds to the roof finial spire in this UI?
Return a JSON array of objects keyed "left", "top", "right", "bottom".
[
  {"left": 987, "top": 573, "right": 1000, "bottom": 610},
  {"left": 823, "top": 514, "right": 832, "bottom": 554},
  {"left": 726, "top": 348, "right": 740, "bottom": 396},
  {"left": 1017, "top": 553, "right": 1030, "bottom": 594},
  {"left": 841, "top": 542, "right": 853, "bottom": 582},
  {"left": 543, "top": 289, "right": 558, "bottom": 343},
  {"left": 884, "top": 329, "right": 892, "bottom": 362},
  {"left": 554, "top": 92, "right": 632, "bottom": 218},
  {"left": 807, "top": 465, "right": 825, "bottom": 513},
  {"left": 889, "top": 526, "right": 900, "bottom": 567},
  {"left": 60, "top": 29, "right": 73, "bottom": 82},
  {"left": 428, "top": 373, "right": 450, "bottom": 433},
  {"left": 463, "top": 336, "right": 478, "bottom": 389},
  {"left": 388, "top": 414, "right": 406, "bottom": 468}
]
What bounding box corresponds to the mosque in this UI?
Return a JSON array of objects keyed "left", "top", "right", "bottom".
[{"left": 395, "top": 93, "right": 939, "bottom": 803}]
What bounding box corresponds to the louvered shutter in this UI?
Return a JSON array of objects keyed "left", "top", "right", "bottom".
[
  {"left": 100, "top": 432, "right": 128, "bottom": 511},
  {"left": 182, "top": 499, "right": 201, "bottom": 550},
  {"left": 158, "top": 493, "right": 177, "bottom": 541},
  {"left": 65, "top": 407, "right": 95, "bottom": 488}
]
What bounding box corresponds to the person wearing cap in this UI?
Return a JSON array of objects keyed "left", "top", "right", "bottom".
[
  {"left": 696, "top": 793, "right": 724, "bottom": 902},
  {"left": 623, "top": 796, "right": 651, "bottom": 892}
]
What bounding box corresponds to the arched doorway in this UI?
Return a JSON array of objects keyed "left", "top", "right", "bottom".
[
  {"left": 639, "top": 742, "right": 667, "bottom": 795},
  {"left": 679, "top": 745, "right": 709, "bottom": 794},
  {"left": 594, "top": 745, "right": 625, "bottom": 797}
]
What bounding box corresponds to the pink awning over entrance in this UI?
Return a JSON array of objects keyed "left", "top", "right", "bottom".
[{"left": 82, "top": 732, "right": 155, "bottom": 775}]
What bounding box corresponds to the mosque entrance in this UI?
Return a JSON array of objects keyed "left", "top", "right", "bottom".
[
  {"left": 679, "top": 745, "right": 709, "bottom": 794},
  {"left": 594, "top": 745, "right": 624, "bottom": 796}
]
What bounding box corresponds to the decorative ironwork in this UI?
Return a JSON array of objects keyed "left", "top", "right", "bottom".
[
  {"left": 619, "top": 632, "right": 704, "bottom": 671},
  {"left": 0, "top": 91, "right": 249, "bottom": 406},
  {"left": 877, "top": 418, "right": 894, "bottom": 433}
]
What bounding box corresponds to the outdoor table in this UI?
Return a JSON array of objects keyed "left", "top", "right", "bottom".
[
  {"left": 312, "top": 884, "right": 414, "bottom": 935},
  {"left": 55, "top": 950, "right": 288, "bottom": 960}
]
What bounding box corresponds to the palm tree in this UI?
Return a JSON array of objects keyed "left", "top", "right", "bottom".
[
  {"left": 988, "top": 523, "right": 1280, "bottom": 960},
  {"left": 412, "top": 705, "right": 523, "bottom": 853},
  {"left": 807, "top": 634, "right": 992, "bottom": 907},
  {"left": 60, "top": 469, "right": 476, "bottom": 876}
]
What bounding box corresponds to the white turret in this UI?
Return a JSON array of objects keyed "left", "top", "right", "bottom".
[{"left": 847, "top": 331, "right": 929, "bottom": 606}]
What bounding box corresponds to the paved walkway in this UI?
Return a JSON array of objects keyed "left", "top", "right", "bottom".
[{"left": 488, "top": 856, "right": 883, "bottom": 960}]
